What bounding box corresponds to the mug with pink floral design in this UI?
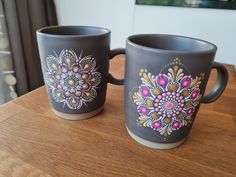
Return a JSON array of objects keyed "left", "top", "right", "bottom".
[
  {"left": 37, "top": 26, "right": 124, "bottom": 120},
  {"left": 124, "top": 34, "right": 228, "bottom": 149}
]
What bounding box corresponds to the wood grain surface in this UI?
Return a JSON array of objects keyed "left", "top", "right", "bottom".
[{"left": 0, "top": 55, "right": 235, "bottom": 177}]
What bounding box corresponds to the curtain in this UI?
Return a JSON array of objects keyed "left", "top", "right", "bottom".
[
  {"left": 0, "top": 0, "right": 16, "bottom": 104},
  {"left": 2, "top": 0, "right": 58, "bottom": 96}
]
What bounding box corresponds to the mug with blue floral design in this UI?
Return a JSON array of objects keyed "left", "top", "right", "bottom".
[
  {"left": 37, "top": 26, "right": 124, "bottom": 120},
  {"left": 124, "top": 34, "right": 228, "bottom": 149}
]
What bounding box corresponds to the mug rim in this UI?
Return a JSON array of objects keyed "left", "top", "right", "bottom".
[
  {"left": 127, "top": 34, "right": 217, "bottom": 54},
  {"left": 36, "top": 25, "right": 111, "bottom": 38}
]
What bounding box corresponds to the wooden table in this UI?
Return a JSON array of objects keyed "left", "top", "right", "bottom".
[{"left": 0, "top": 56, "right": 236, "bottom": 177}]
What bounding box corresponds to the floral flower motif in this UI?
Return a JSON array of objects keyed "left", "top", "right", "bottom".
[
  {"left": 131, "top": 58, "right": 204, "bottom": 139},
  {"left": 45, "top": 49, "right": 101, "bottom": 110}
]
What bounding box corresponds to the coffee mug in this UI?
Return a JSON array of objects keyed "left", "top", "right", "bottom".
[
  {"left": 124, "top": 34, "right": 228, "bottom": 149},
  {"left": 37, "top": 26, "right": 124, "bottom": 120}
]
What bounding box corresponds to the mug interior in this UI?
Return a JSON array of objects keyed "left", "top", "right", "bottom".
[
  {"left": 128, "top": 34, "right": 216, "bottom": 53},
  {"left": 37, "top": 26, "right": 110, "bottom": 37}
]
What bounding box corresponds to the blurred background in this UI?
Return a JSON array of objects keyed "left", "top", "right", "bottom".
[
  {"left": 55, "top": 0, "right": 236, "bottom": 66},
  {"left": 0, "top": 0, "right": 57, "bottom": 104},
  {"left": 0, "top": 0, "right": 17, "bottom": 104}
]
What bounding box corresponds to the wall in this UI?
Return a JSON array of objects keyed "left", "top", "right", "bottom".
[
  {"left": 55, "top": 0, "right": 135, "bottom": 48},
  {"left": 133, "top": 5, "right": 236, "bottom": 65},
  {"left": 55, "top": 0, "right": 236, "bottom": 65}
]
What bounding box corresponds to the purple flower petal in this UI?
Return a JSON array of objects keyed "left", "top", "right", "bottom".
[
  {"left": 156, "top": 74, "right": 169, "bottom": 88},
  {"left": 139, "top": 85, "right": 150, "bottom": 97},
  {"left": 152, "top": 121, "right": 161, "bottom": 129},
  {"left": 172, "top": 121, "right": 181, "bottom": 129},
  {"left": 187, "top": 107, "right": 195, "bottom": 116},
  {"left": 190, "top": 88, "right": 200, "bottom": 100},
  {"left": 180, "top": 76, "right": 192, "bottom": 88},
  {"left": 137, "top": 105, "right": 149, "bottom": 115},
  {"left": 60, "top": 65, "right": 69, "bottom": 73}
]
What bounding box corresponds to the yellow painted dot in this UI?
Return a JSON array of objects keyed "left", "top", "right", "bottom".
[
  {"left": 146, "top": 99, "right": 153, "bottom": 107},
  {"left": 183, "top": 90, "right": 189, "bottom": 97},
  {"left": 151, "top": 113, "right": 158, "bottom": 119},
  {"left": 68, "top": 79, "right": 76, "bottom": 86},
  {"left": 169, "top": 84, "right": 177, "bottom": 91},
  {"left": 152, "top": 88, "right": 161, "bottom": 96},
  {"left": 177, "top": 113, "right": 184, "bottom": 119},
  {"left": 164, "top": 117, "right": 171, "bottom": 124},
  {"left": 66, "top": 58, "right": 71, "bottom": 63},
  {"left": 52, "top": 63, "right": 57, "bottom": 69}
]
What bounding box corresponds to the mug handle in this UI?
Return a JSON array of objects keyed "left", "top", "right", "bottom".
[
  {"left": 201, "top": 62, "right": 228, "bottom": 103},
  {"left": 107, "top": 48, "right": 125, "bottom": 85}
]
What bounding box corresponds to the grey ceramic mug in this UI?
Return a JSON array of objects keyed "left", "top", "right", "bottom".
[
  {"left": 36, "top": 26, "right": 124, "bottom": 120},
  {"left": 124, "top": 34, "right": 228, "bottom": 149}
]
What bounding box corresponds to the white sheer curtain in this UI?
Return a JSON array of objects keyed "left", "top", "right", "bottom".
[{"left": 0, "top": 0, "right": 17, "bottom": 104}]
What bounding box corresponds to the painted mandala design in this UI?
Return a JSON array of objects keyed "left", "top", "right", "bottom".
[
  {"left": 131, "top": 58, "right": 204, "bottom": 139},
  {"left": 45, "top": 49, "right": 101, "bottom": 110}
]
